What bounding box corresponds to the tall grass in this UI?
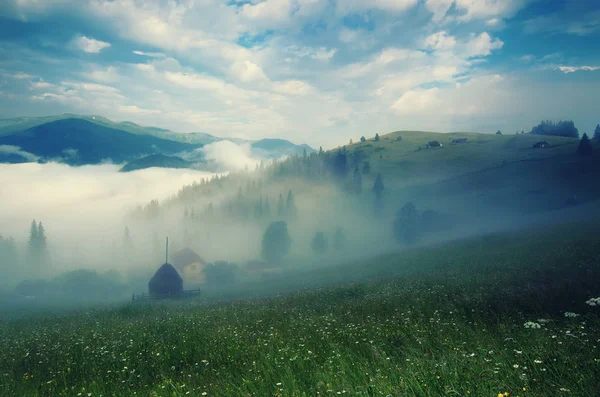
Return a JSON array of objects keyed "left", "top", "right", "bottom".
[{"left": 1, "top": 221, "right": 600, "bottom": 396}]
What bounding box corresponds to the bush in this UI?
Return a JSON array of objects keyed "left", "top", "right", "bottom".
[{"left": 204, "top": 261, "right": 238, "bottom": 285}]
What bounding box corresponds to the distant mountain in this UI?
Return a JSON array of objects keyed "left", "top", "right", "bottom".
[
  {"left": 119, "top": 154, "right": 195, "bottom": 172},
  {"left": 0, "top": 114, "right": 315, "bottom": 167},
  {"left": 0, "top": 119, "right": 200, "bottom": 165},
  {"left": 251, "top": 138, "right": 313, "bottom": 158}
]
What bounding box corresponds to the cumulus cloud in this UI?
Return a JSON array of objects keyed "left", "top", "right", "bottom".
[
  {"left": 70, "top": 35, "right": 111, "bottom": 53},
  {"left": 464, "top": 32, "right": 504, "bottom": 57}
]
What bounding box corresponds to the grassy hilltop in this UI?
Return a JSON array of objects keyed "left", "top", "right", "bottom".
[{"left": 2, "top": 128, "right": 600, "bottom": 396}]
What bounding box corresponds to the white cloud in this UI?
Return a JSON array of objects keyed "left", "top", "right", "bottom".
[
  {"left": 71, "top": 35, "right": 111, "bottom": 53},
  {"left": 30, "top": 80, "right": 55, "bottom": 89},
  {"left": 425, "top": 0, "right": 527, "bottom": 23},
  {"left": 83, "top": 66, "right": 120, "bottom": 84},
  {"left": 132, "top": 50, "right": 166, "bottom": 58},
  {"left": 118, "top": 105, "right": 160, "bottom": 115},
  {"left": 229, "top": 60, "right": 269, "bottom": 83},
  {"left": 337, "top": 0, "right": 418, "bottom": 15},
  {"left": 391, "top": 88, "right": 441, "bottom": 114},
  {"left": 238, "top": 0, "right": 293, "bottom": 31},
  {"left": 557, "top": 66, "right": 600, "bottom": 74},
  {"left": 464, "top": 32, "right": 503, "bottom": 57},
  {"left": 199, "top": 141, "right": 261, "bottom": 171},
  {"left": 0, "top": 145, "right": 39, "bottom": 162},
  {"left": 8, "top": 71, "right": 34, "bottom": 79},
  {"left": 424, "top": 31, "right": 457, "bottom": 51}
]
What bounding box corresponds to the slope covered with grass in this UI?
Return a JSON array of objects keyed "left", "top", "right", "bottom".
[{"left": 2, "top": 220, "right": 599, "bottom": 396}]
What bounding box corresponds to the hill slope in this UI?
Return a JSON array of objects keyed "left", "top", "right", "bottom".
[
  {"left": 0, "top": 119, "right": 200, "bottom": 165},
  {"left": 0, "top": 114, "right": 315, "bottom": 164},
  {"left": 119, "top": 154, "right": 195, "bottom": 172}
]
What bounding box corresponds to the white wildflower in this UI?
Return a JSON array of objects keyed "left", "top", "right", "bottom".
[
  {"left": 524, "top": 321, "right": 541, "bottom": 329},
  {"left": 564, "top": 312, "right": 579, "bottom": 318}
]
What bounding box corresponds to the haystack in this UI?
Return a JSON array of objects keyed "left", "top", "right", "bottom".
[{"left": 148, "top": 263, "right": 183, "bottom": 297}]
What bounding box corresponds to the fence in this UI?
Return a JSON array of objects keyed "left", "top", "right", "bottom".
[{"left": 132, "top": 289, "right": 201, "bottom": 302}]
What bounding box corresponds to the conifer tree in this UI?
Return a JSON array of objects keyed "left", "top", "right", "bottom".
[
  {"left": 375, "top": 133, "right": 380, "bottom": 141},
  {"left": 594, "top": 124, "right": 600, "bottom": 140},
  {"left": 362, "top": 161, "right": 371, "bottom": 175},
  {"left": 372, "top": 173, "right": 384, "bottom": 198},
  {"left": 333, "top": 228, "right": 346, "bottom": 251},
  {"left": 577, "top": 133, "right": 593, "bottom": 156},
  {"left": 277, "top": 193, "right": 285, "bottom": 217},
  {"left": 264, "top": 197, "right": 271, "bottom": 218},
  {"left": 286, "top": 190, "right": 297, "bottom": 218},
  {"left": 353, "top": 166, "right": 362, "bottom": 194},
  {"left": 372, "top": 173, "right": 385, "bottom": 214},
  {"left": 394, "top": 202, "right": 419, "bottom": 245},
  {"left": 311, "top": 232, "right": 328, "bottom": 255}
]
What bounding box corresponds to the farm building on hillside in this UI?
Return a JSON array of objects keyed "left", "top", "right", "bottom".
[
  {"left": 452, "top": 138, "right": 468, "bottom": 144},
  {"left": 148, "top": 263, "right": 183, "bottom": 297},
  {"left": 533, "top": 141, "right": 550, "bottom": 148},
  {"left": 170, "top": 247, "right": 208, "bottom": 285},
  {"left": 428, "top": 141, "right": 442, "bottom": 147}
]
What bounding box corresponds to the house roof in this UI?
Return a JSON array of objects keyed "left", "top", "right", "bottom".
[{"left": 170, "top": 247, "right": 208, "bottom": 270}]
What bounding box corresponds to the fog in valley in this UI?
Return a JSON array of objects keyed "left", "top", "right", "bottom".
[{"left": 1, "top": 134, "right": 597, "bottom": 308}]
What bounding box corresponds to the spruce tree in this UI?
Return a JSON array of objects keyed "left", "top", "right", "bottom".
[
  {"left": 277, "top": 193, "right": 285, "bottom": 217},
  {"left": 372, "top": 173, "right": 384, "bottom": 199},
  {"left": 577, "top": 133, "right": 593, "bottom": 156},
  {"left": 375, "top": 133, "right": 380, "bottom": 142},
  {"left": 594, "top": 124, "right": 600, "bottom": 140},
  {"left": 362, "top": 161, "right": 371, "bottom": 175},
  {"left": 264, "top": 197, "right": 271, "bottom": 218},
  {"left": 261, "top": 221, "right": 292, "bottom": 263},
  {"left": 333, "top": 228, "right": 346, "bottom": 251},
  {"left": 394, "top": 202, "right": 419, "bottom": 244},
  {"left": 372, "top": 173, "right": 385, "bottom": 214},
  {"left": 353, "top": 166, "right": 362, "bottom": 194},
  {"left": 286, "top": 190, "right": 297, "bottom": 218},
  {"left": 311, "top": 232, "right": 328, "bottom": 255}
]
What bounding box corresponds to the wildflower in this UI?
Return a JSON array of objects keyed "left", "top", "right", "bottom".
[
  {"left": 524, "top": 321, "right": 541, "bottom": 329},
  {"left": 564, "top": 312, "right": 579, "bottom": 318},
  {"left": 585, "top": 297, "right": 600, "bottom": 306}
]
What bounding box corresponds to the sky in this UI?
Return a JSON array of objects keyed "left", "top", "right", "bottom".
[{"left": 0, "top": 0, "right": 599, "bottom": 148}]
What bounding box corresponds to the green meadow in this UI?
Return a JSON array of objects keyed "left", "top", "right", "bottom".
[{"left": 2, "top": 220, "right": 599, "bottom": 397}]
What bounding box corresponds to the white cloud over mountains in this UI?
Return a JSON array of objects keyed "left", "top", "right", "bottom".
[{"left": 0, "top": 0, "right": 599, "bottom": 147}]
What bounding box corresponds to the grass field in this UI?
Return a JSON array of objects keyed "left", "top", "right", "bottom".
[
  {"left": 1, "top": 221, "right": 600, "bottom": 396},
  {"left": 349, "top": 131, "right": 580, "bottom": 188}
]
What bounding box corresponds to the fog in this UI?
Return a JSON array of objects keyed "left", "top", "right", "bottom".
[{"left": 1, "top": 138, "right": 595, "bottom": 308}]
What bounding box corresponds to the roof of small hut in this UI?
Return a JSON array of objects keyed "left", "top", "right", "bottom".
[
  {"left": 171, "top": 247, "right": 208, "bottom": 269},
  {"left": 149, "top": 262, "right": 183, "bottom": 286}
]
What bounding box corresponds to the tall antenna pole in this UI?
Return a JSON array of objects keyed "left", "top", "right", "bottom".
[{"left": 166, "top": 237, "right": 169, "bottom": 263}]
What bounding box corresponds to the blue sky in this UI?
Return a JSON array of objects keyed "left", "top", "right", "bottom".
[{"left": 0, "top": 0, "right": 599, "bottom": 147}]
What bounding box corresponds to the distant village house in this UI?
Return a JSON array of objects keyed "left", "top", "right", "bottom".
[
  {"left": 533, "top": 141, "right": 550, "bottom": 148},
  {"left": 170, "top": 247, "right": 209, "bottom": 285}
]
